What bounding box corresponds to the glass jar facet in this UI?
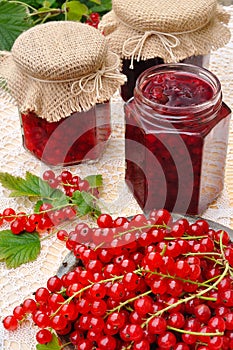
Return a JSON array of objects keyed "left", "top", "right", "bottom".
[
  {"left": 125, "top": 64, "right": 231, "bottom": 215},
  {"left": 21, "top": 102, "right": 111, "bottom": 166}
]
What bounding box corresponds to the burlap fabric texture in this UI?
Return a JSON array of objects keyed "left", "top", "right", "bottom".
[
  {"left": 0, "top": 21, "right": 126, "bottom": 122},
  {"left": 99, "top": 0, "right": 231, "bottom": 67}
]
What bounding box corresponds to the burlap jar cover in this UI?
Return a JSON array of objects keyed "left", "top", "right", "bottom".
[
  {"left": 0, "top": 21, "right": 126, "bottom": 122},
  {"left": 99, "top": 0, "right": 231, "bottom": 68}
]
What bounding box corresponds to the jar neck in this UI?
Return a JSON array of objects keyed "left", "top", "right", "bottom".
[{"left": 133, "top": 63, "right": 222, "bottom": 130}]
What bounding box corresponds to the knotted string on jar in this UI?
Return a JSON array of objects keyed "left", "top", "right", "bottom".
[
  {"left": 120, "top": 19, "right": 211, "bottom": 69},
  {"left": 70, "top": 53, "right": 126, "bottom": 98},
  {"left": 26, "top": 52, "right": 126, "bottom": 100}
]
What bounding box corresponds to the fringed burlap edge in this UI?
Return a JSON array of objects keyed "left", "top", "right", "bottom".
[
  {"left": 0, "top": 52, "right": 126, "bottom": 122},
  {"left": 0, "top": 52, "right": 17, "bottom": 105},
  {"left": 99, "top": 6, "right": 231, "bottom": 64}
]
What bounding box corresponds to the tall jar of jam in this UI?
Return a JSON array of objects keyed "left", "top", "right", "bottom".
[
  {"left": 125, "top": 63, "right": 231, "bottom": 215},
  {"left": 0, "top": 21, "right": 126, "bottom": 166},
  {"left": 99, "top": 0, "right": 231, "bottom": 101}
]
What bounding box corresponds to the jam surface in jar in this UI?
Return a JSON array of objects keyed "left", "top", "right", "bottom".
[
  {"left": 125, "top": 64, "right": 231, "bottom": 215},
  {"left": 21, "top": 102, "right": 111, "bottom": 166},
  {"left": 121, "top": 55, "right": 209, "bottom": 102},
  {"left": 141, "top": 71, "right": 213, "bottom": 107}
]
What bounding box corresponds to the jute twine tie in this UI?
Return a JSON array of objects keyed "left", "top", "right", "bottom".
[
  {"left": 71, "top": 53, "right": 126, "bottom": 98},
  {"left": 122, "top": 31, "right": 180, "bottom": 69},
  {"left": 121, "top": 20, "right": 211, "bottom": 69}
]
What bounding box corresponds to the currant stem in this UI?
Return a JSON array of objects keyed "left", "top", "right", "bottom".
[
  {"left": 28, "top": 8, "right": 64, "bottom": 17},
  {"left": 184, "top": 252, "right": 222, "bottom": 257},
  {"left": 50, "top": 267, "right": 144, "bottom": 318},
  {"left": 142, "top": 261, "right": 230, "bottom": 327},
  {"left": 219, "top": 231, "right": 226, "bottom": 259},
  {"left": 60, "top": 341, "right": 72, "bottom": 349},
  {"left": 9, "top": 0, "right": 37, "bottom": 11},
  {"left": 50, "top": 274, "right": 125, "bottom": 318},
  {"left": 94, "top": 223, "right": 167, "bottom": 249},
  {"left": 204, "top": 256, "right": 225, "bottom": 266},
  {"left": 0, "top": 203, "right": 77, "bottom": 221},
  {"left": 167, "top": 325, "right": 224, "bottom": 337},
  {"left": 39, "top": 203, "right": 76, "bottom": 214},
  {"left": 160, "top": 244, "right": 167, "bottom": 256},
  {"left": 229, "top": 269, "right": 233, "bottom": 278},
  {"left": 164, "top": 235, "right": 208, "bottom": 240},
  {"left": 40, "top": 220, "right": 76, "bottom": 242},
  {"left": 122, "top": 342, "right": 134, "bottom": 350},
  {"left": 105, "top": 290, "right": 152, "bottom": 317},
  {"left": 198, "top": 295, "right": 217, "bottom": 301},
  {"left": 114, "top": 224, "right": 166, "bottom": 239},
  {"left": 142, "top": 269, "right": 218, "bottom": 290}
]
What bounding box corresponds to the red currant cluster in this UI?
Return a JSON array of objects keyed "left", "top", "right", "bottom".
[
  {"left": 3, "top": 209, "right": 233, "bottom": 349},
  {"left": 0, "top": 170, "right": 98, "bottom": 235},
  {"left": 43, "top": 169, "right": 97, "bottom": 197},
  {"left": 0, "top": 203, "right": 76, "bottom": 235},
  {"left": 85, "top": 12, "right": 100, "bottom": 28}
]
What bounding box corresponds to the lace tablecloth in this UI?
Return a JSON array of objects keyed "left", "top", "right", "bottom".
[{"left": 0, "top": 6, "right": 233, "bottom": 349}]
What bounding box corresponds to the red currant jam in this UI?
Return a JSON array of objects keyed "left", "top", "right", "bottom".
[
  {"left": 125, "top": 64, "right": 231, "bottom": 215},
  {"left": 21, "top": 102, "right": 111, "bottom": 166},
  {"left": 121, "top": 55, "right": 209, "bottom": 102}
]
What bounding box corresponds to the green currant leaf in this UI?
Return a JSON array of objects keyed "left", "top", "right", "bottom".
[
  {"left": 25, "top": 171, "right": 54, "bottom": 198},
  {"left": 71, "top": 190, "right": 100, "bottom": 216},
  {"left": 0, "top": 171, "right": 67, "bottom": 203},
  {"left": 36, "top": 334, "right": 61, "bottom": 350},
  {"left": 89, "top": 0, "right": 112, "bottom": 13},
  {"left": 34, "top": 200, "right": 44, "bottom": 213},
  {"left": 0, "top": 171, "right": 44, "bottom": 197},
  {"left": 34, "top": 196, "right": 70, "bottom": 213},
  {"left": 49, "top": 194, "right": 70, "bottom": 209},
  {"left": 0, "top": 1, "right": 32, "bottom": 51},
  {"left": 41, "top": 0, "right": 56, "bottom": 6},
  {"left": 17, "top": 0, "right": 43, "bottom": 8},
  {"left": 72, "top": 191, "right": 88, "bottom": 216},
  {"left": 0, "top": 230, "right": 41, "bottom": 268},
  {"left": 84, "top": 174, "right": 103, "bottom": 188},
  {"left": 62, "top": 1, "right": 88, "bottom": 21}
]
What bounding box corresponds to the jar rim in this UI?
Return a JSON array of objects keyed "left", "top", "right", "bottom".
[{"left": 134, "top": 63, "right": 222, "bottom": 113}]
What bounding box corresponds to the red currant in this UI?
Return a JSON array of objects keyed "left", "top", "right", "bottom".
[
  {"left": 3, "top": 315, "right": 18, "bottom": 330},
  {"left": 36, "top": 328, "right": 53, "bottom": 344}
]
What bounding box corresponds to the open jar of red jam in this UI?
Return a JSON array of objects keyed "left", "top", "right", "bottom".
[
  {"left": 125, "top": 63, "right": 231, "bottom": 215},
  {"left": 99, "top": 0, "right": 231, "bottom": 102}
]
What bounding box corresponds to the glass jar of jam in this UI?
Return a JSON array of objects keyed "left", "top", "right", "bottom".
[
  {"left": 21, "top": 103, "right": 111, "bottom": 166},
  {"left": 125, "top": 63, "right": 231, "bottom": 215},
  {"left": 99, "top": 0, "right": 231, "bottom": 101},
  {"left": 0, "top": 21, "right": 126, "bottom": 166}
]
